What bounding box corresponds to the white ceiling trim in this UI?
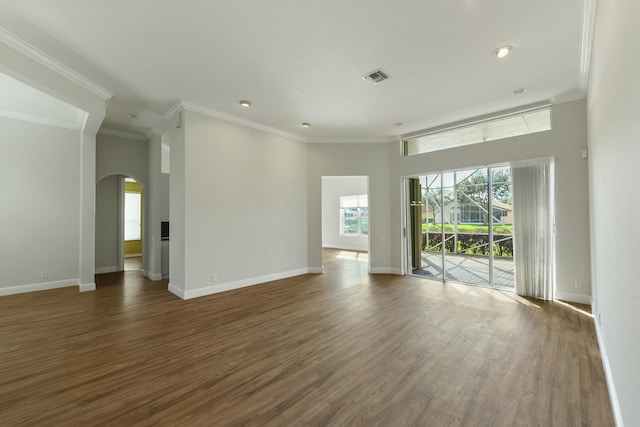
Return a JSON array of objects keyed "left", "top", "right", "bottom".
[
  {"left": 307, "top": 137, "right": 399, "bottom": 144},
  {"left": 0, "top": 108, "right": 82, "bottom": 130},
  {"left": 0, "top": 26, "right": 113, "bottom": 101},
  {"left": 164, "top": 100, "right": 307, "bottom": 143},
  {"left": 98, "top": 127, "right": 147, "bottom": 141},
  {"left": 579, "top": 0, "right": 599, "bottom": 91},
  {"left": 163, "top": 100, "right": 183, "bottom": 122}
]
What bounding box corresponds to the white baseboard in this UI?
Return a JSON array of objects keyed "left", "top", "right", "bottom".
[
  {"left": 594, "top": 318, "right": 624, "bottom": 427},
  {"left": 162, "top": 273, "right": 169, "bottom": 279},
  {"left": 322, "top": 245, "right": 369, "bottom": 252},
  {"left": 79, "top": 282, "right": 96, "bottom": 292},
  {"left": 95, "top": 266, "right": 118, "bottom": 274},
  {"left": 555, "top": 291, "right": 592, "bottom": 305},
  {"left": 308, "top": 266, "right": 324, "bottom": 274},
  {"left": 180, "top": 268, "right": 312, "bottom": 300},
  {"left": 368, "top": 267, "right": 402, "bottom": 275},
  {"left": 147, "top": 272, "right": 163, "bottom": 281},
  {"left": 168, "top": 282, "right": 185, "bottom": 299},
  {"left": 0, "top": 278, "right": 79, "bottom": 296}
]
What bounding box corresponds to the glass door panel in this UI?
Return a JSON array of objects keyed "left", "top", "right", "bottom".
[
  {"left": 444, "top": 169, "right": 491, "bottom": 286},
  {"left": 491, "top": 167, "right": 515, "bottom": 288},
  {"left": 419, "top": 174, "right": 444, "bottom": 279},
  {"left": 408, "top": 167, "right": 514, "bottom": 289}
]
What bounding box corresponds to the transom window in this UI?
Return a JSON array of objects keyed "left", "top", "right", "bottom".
[{"left": 403, "top": 106, "right": 551, "bottom": 156}]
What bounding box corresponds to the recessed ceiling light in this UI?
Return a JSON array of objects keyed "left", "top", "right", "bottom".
[
  {"left": 127, "top": 114, "right": 137, "bottom": 119},
  {"left": 512, "top": 88, "right": 527, "bottom": 95},
  {"left": 239, "top": 100, "right": 251, "bottom": 107},
  {"left": 493, "top": 45, "right": 512, "bottom": 58},
  {"left": 301, "top": 122, "right": 311, "bottom": 127}
]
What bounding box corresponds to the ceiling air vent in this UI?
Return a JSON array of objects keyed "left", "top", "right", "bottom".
[{"left": 362, "top": 69, "right": 390, "bottom": 85}]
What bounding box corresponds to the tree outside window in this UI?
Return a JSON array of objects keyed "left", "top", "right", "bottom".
[{"left": 340, "top": 195, "right": 368, "bottom": 237}]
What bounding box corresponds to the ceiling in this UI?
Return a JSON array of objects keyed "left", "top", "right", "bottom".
[{"left": 0, "top": 0, "right": 593, "bottom": 141}]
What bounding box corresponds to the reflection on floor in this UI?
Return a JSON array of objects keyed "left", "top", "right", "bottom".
[
  {"left": 335, "top": 250, "right": 368, "bottom": 263},
  {"left": 414, "top": 251, "right": 514, "bottom": 288},
  {"left": 125, "top": 256, "right": 142, "bottom": 271}
]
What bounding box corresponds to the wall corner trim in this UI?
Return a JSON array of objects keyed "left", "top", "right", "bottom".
[
  {"left": 554, "top": 291, "right": 592, "bottom": 305},
  {"left": 163, "top": 99, "right": 307, "bottom": 143},
  {"left": 179, "top": 268, "right": 315, "bottom": 300},
  {"left": 147, "top": 272, "right": 163, "bottom": 281},
  {"left": 98, "top": 127, "right": 147, "bottom": 141},
  {"left": 168, "top": 282, "right": 186, "bottom": 299},
  {"left": 594, "top": 319, "right": 625, "bottom": 427},
  {"left": 79, "top": 282, "right": 96, "bottom": 292},
  {"left": 579, "top": 0, "right": 599, "bottom": 91},
  {"left": 95, "top": 266, "right": 118, "bottom": 275},
  {"left": 0, "top": 278, "right": 79, "bottom": 296},
  {"left": 0, "top": 26, "right": 113, "bottom": 100},
  {"left": 368, "top": 267, "right": 403, "bottom": 275}
]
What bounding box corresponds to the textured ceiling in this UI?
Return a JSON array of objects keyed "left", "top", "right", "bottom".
[{"left": 0, "top": 0, "right": 590, "bottom": 141}]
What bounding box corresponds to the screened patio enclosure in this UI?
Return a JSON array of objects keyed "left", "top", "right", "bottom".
[{"left": 407, "top": 167, "right": 515, "bottom": 289}]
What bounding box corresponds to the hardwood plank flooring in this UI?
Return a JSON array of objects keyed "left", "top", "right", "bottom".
[{"left": 0, "top": 249, "right": 614, "bottom": 426}]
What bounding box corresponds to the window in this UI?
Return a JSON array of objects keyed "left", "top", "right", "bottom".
[
  {"left": 124, "top": 192, "right": 141, "bottom": 240},
  {"left": 340, "top": 194, "right": 368, "bottom": 237},
  {"left": 403, "top": 106, "right": 551, "bottom": 156}
]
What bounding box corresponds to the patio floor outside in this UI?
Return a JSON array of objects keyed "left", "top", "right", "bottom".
[{"left": 413, "top": 251, "right": 514, "bottom": 288}]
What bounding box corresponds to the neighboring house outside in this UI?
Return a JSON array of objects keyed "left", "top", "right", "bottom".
[{"left": 423, "top": 200, "right": 513, "bottom": 226}]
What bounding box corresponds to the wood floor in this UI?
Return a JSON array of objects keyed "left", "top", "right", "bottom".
[{"left": 0, "top": 249, "right": 614, "bottom": 426}]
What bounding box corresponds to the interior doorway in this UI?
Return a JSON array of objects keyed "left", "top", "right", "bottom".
[
  {"left": 123, "top": 177, "right": 143, "bottom": 271},
  {"left": 405, "top": 166, "right": 515, "bottom": 289},
  {"left": 321, "top": 176, "right": 370, "bottom": 270},
  {"left": 95, "top": 174, "right": 144, "bottom": 275}
]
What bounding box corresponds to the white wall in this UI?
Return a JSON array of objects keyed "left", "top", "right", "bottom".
[
  {"left": 96, "top": 133, "right": 148, "bottom": 184},
  {"left": 0, "top": 117, "right": 81, "bottom": 292},
  {"left": 321, "top": 176, "right": 368, "bottom": 251},
  {"left": 587, "top": 0, "right": 640, "bottom": 424},
  {"left": 307, "top": 143, "right": 392, "bottom": 273},
  {"left": 95, "top": 175, "right": 119, "bottom": 272},
  {"left": 160, "top": 173, "right": 170, "bottom": 221},
  {"left": 389, "top": 99, "right": 591, "bottom": 303},
  {"left": 168, "top": 110, "right": 308, "bottom": 298}
]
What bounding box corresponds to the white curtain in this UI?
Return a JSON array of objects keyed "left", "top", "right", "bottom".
[{"left": 512, "top": 163, "right": 554, "bottom": 299}]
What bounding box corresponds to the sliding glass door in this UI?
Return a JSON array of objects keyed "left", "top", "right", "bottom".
[{"left": 407, "top": 167, "right": 514, "bottom": 289}]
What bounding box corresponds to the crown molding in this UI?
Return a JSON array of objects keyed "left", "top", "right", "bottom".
[
  {"left": 0, "top": 26, "right": 113, "bottom": 101},
  {"left": 550, "top": 91, "right": 587, "bottom": 105},
  {"left": 98, "top": 127, "right": 147, "bottom": 141},
  {"left": 0, "top": 108, "right": 83, "bottom": 130},
  {"left": 162, "top": 100, "right": 183, "bottom": 121},
  {"left": 579, "top": 0, "right": 599, "bottom": 91},
  {"left": 306, "top": 136, "right": 398, "bottom": 144},
  {"left": 163, "top": 100, "right": 307, "bottom": 143},
  {"left": 145, "top": 128, "right": 163, "bottom": 140}
]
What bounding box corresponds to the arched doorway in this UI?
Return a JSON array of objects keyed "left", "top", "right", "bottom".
[{"left": 95, "top": 174, "right": 145, "bottom": 276}]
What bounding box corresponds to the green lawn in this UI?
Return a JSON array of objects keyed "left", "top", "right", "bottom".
[{"left": 422, "top": 223, "right": 512, "bottom": 234}]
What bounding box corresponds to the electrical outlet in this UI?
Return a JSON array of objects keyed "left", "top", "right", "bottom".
[
  {"left": 40, "top": 271, "right": 47, "bottom": 279},
  {"left": 574, "top": 280, "right": 582, "bottom": 289},
  {"left": 211, "top": 273, "right": 217, "bottom": 282},
  {"left": 284, "top": 261, "right": 288, "bottom": 268}
]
